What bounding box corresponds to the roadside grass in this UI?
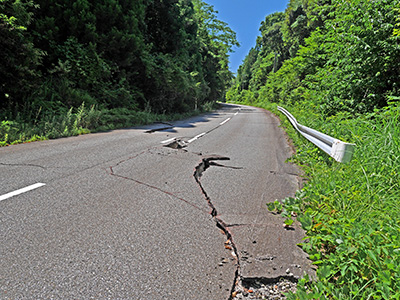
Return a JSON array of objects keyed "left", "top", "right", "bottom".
[
  {"left": 0, "top": 102, "right": 219, "bottom": 146},
  {"left": 231, "top": 100, "right": 400, "bottom": 299}
]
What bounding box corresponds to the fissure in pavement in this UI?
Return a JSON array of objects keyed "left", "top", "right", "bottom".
[
  {"left": 0, "top": 162, "right": 46, "bottom": 169},
  {"left": 193, "top": 156, "right": 242, "bottom": 300},
  {"left": 108, "top": 147, "right": 300, "bottom": 299},
  {"left": 192, "top": 155, "right": 303, "bottom": 300},
  {"left": 108, "top": 149, "right": 208, "bottom": 214}
]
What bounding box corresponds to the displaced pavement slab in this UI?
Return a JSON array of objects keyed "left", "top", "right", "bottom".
[
  {"left": 185, "top": 105, "right": 315, "bottom": 294},
  {"left": 227, "top": 217, "right": 312, "bottom": 280}
]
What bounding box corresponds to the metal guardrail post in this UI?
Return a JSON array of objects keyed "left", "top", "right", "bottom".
[{"left": 277, "top": 106, "right": 355, "bottom": 163}]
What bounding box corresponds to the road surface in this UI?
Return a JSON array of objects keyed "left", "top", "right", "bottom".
[{"left": 0, "top": 104, "right": 313, "bottom": 299}]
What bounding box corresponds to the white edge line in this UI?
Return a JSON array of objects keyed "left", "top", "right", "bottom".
[
  {"left": 188, "top": 132, "right": 206, "bottom": 143},
  {"left": 160, "top": 137, "right": 177, "bottom": 144},
  {"left": 234, "top": 111, "right": 239, "bottom": 116},
  {"left": 220, "top": 117, "right": 231, "bottom": 125},
  {"left": 0, "top": 183, "right": 46, "bottom": 201}
]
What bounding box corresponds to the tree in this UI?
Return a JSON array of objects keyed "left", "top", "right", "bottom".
[
  {"left": 229, "top": 0, "right": 400, "bottom": 116},
  {"left": 281, "top": 0, "right": 310, "bottom": 58},
  {"left": 193, "top": 0, "right": 239, "bottom": 101},
  {"left": 1, "top": 0, "right": 240, "bottom": 118},
  {"left": 312, "top": 0, "right": 400, "bottom": 113},
  {"left": 0, "top": 0, "right": 43, "bottom": 114}
]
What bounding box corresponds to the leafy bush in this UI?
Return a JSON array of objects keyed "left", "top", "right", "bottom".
[{"left": 271, "top": 103, "right": 400, "bottom": 299}]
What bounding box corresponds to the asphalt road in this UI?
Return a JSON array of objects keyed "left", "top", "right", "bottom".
[{"left": 0, "top": 103, "right": 313, "bottom": 299}]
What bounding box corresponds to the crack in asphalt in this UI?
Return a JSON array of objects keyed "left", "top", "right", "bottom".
[
  {"left": 193, "top": 156, "right": 303, "bottom": 299},
  {"left": 242, "top": 275, "right": 298, "bottom": 285},
  {"left": 109, "top": 170, "right": 208, "bottom": 213},
  {"left": 163, "top": 139, "right": 187, "bottom": 149},
  {"left": 107, "top": 142, "right": 291, "bottom": 298},
  {"left": 105, "top": 153, "right": 302, "bottom": 298},
  {"left": 107, "top": 149, "right": 242, "bottom": 297},
  {"left": 0, "top": 162, "right": 46, "bottom": 169},
  {"left": 208, "top": 162, "right": 243, "bottom": 170},
  {"left": 108, "top": 151, "right": 208, "bottom": 214},
  {"left": 193, "top": 156, "right": 242, "bottom": 300}
]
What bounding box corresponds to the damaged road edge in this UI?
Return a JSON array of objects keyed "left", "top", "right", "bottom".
[{"left": 193, "top": 156, "right": 302, "bottom": 300}]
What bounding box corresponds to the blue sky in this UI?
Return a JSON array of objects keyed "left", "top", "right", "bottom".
[{"left": 205, "top": 0, "right": 289, "bottom": 73}]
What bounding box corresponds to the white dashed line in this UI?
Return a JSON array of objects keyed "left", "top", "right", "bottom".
[
  {"left": 0, "top": 183, "right": 46, "bottom": 202},
  {"left": 161, "top": 107, "right": 239, "bottom": 145},
  {"left": 188, "top": 132, "right": 206, "bottom": 143},
  {"left": 220, "top": 117, "right": 231, "bottom": 125},
  {"left": 160, "top": 137, "right": 177, "bottom": 144}
]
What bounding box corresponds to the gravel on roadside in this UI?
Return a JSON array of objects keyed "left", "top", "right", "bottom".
[{"left": 232, "top": 278, "right": 297, "bottom": 300}]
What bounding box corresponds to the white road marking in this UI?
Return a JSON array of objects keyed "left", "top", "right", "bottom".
[
  {"left": 220, "top": 117, "right": 231, "bottom": 125},
  {"left": 188, "top": 132, "right": 206, "bottom": 143},
  {"left": 160, "top": 137, "right": 177, "bottom": 144},
  {"left": 161, "top": 107, "right": 239, "bottom": 145},
  {"left": 0, "top": 183, "right": 46, "bottom": 202}
]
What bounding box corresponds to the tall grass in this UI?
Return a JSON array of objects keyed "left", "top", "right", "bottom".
[
  {"left": 231, "top": 99, "right": 400, "bottom": 299},
  {"left": 0, "top": 101, "right": 219, "bottom": 146},
  {"left": 286, "top": 104, "right": 400, "bottom": 299}
]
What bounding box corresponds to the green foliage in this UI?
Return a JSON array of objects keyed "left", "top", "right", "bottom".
[
  {"left": 2, "top": 0, "right": 238, "bottom": 126},
  {"left": 310, "top": 0, "right": 400, "bottom": 114},
  {"left": 229, "top": 0, "right": 400, "bottom": 116},
  {"left": 0, "top": 0, "right": 43, "bottom": 112},
  {"left": 267, "top": 200, "right": 283, "bottom": 214},
  {"left": 394, "top": 7, "right": 400, "bottom": 36},
  {"left": 281, "top": 0, "right": 310, "bottom": 58}
]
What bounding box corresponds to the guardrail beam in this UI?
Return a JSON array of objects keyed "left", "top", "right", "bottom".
[{"left": 277, "top": 106, "right": 355, "bottom": 163}]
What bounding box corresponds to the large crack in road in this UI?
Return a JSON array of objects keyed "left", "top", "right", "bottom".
[
  {"left": 190, "top": 153, "right": 312, "bottom": 299},
  {"left": 193, "top": 156, "right": 242, "bottom": 300},
  {"left": 106, "top": 103, "right": 314, "bottom": 299},
  {"left": 191, "top": 156, "right": 300, "bottom": 300},
  {"left": 107, "top": 146, "right": 238, "bottom": 298},
  {"left": 108, "top": 148, "right": 209, "bottom": 214},
  {"left": 107, "top": 146, "right": 308, "bottom": 299}
]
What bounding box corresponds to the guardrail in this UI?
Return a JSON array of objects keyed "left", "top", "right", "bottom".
[{"left": 277, "top": 106, "right": 355, "bottom": 163}]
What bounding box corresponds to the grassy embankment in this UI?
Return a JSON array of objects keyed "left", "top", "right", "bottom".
[
  {"left": 0, "top": 102, "right": 217, "bottom": 147},
  {"left": 232, "top": 100, "right": 400, "bottom": 299}
]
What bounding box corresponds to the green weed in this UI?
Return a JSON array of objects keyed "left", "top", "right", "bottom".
[
  {"left": 0, "top": 102, "right": 219, "bottom": 147},
  {"left": 285, "top": 103, "right": 400, "bottom": 299}
]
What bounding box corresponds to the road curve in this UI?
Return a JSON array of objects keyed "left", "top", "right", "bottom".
[{"left": 0, "top": 103, "right": 313, "bottom": 299}]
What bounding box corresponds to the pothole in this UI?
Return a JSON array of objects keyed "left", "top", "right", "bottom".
[{"left": 163, "top": 139, "right": 187, "bottom": 149}]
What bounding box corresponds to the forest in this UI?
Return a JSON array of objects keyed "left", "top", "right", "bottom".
[
  {"left": 0, "top": 0, "right": 238, "bottom": 144},
  {"left": 229, "top": 0, "right": 400, "bottom": 299}
]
